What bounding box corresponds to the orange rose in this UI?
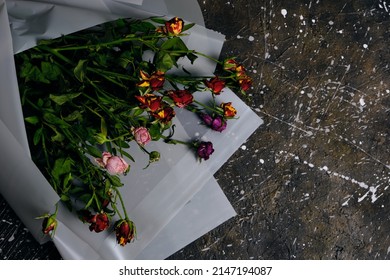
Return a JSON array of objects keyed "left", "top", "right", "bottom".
[{"left": 220, "top": 102, "right": 237, "bottom": 118}]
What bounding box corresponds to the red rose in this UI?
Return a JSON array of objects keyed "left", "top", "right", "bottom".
[
  {"left": 235, "top": 65, "right": 247, "bottom": 77},
  {"left": 223, "top": 58, "right": 240, "bottom": 72},
  {"left": 220, "top": 102, "right": 237, "bottom": 118},
  {"left": 81, "top": 211, "right": 110, "bottom": 233},
  {"left": 204, "top": 76, "right": 225, "bottom": 94},
  {"left": 137, "top": 70, "right": 165, "bottom": 91},
  {"left": 238, "top": 75, "right": 253, "bottom": 92},
  {"left": 168, "top": 89, "right": 194, "bottom": 108},
  {"left": 149, "top": 71, "right": 165, "bottom": 91},
  {"left": 135, "top": 94, "right": 163, "bottom": 112},
  {"left": 115, "top": 219, "right": 136, "bottom": 246},
  {"left": 152, "top": 106, "right": 176, "bottom": 123}
]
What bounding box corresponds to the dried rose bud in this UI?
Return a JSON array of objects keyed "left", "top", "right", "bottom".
[
  {"left": 132, "top": 127, "right": 151, "bottom": 146},
  {"left": 164, "top": 17, "right": 184, "bottom": 35},
  {"left": 42, "top": 214, "right": 57, "bottom": 236},
  {"left": 151, "top": 106, "right": 176, "bottom": 124},
  {"left": 220, "top": 102, "right": 237, "bottom": 118},
  {"left": 135, "top": 94, "right": 163, "bottom": 112},
  {"left": 149, "top": 151, "right": 161, "bottom": 163},
  {"left": 137, "top": 70, "right": 165, "bottom": 91},
  {"left": 200, "top": 113, "right": 227, "bottom": 132},
  {"left": 204, "top": 76, "right": 225, "bottom": 95},
  {"left": 115, "top": 219, "right": 136, "bottom": 246},
  {"left": 167, "top": 89, "right": 194, "bottom": 108},
  {"left": 238, "top": 75, "right": 253, "bottom": 92},
  {"left": 196, "top": 141, "right": 215, "bottom": 160},
  {"left": 88, "top": 212, "right": 109, "bottom": 233},
  {"left": 223, "top": 58, "right": 240, "bottom": 72}
]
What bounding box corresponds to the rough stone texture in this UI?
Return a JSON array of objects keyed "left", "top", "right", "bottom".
[
  {"left": 1, "top": 0, "right": 390, "bottom": 260},
  {"left": 169, "top": 0, "right": 390, "bottom": 260}
]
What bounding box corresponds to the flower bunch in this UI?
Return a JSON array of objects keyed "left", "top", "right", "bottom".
[{"left": 15, "top": 16, "right": 252, "bottom": 246}]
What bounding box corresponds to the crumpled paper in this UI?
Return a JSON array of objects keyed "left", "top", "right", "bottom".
[{"left": 0, "top": 0, "right": 263, "bottom": 259}]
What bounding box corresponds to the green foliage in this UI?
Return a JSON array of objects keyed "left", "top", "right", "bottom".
[{"left": 14, "top": 16, "right": 250, "bottom": 244}]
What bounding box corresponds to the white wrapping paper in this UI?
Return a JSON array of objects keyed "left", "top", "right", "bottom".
[{"left": 0, "top": 0, "right": 263, "bottom": 259}]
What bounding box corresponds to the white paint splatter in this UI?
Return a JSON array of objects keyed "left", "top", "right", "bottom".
[
  {"left": 281, "top": 9, "right": 287, "bottom": 18},
  {"left": 248, "top": 35, "right": 255, "bottom": 42}
]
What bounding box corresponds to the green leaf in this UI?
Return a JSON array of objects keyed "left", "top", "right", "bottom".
[
  {"left": 51, "top": 128, "right": 65, "bottom": 142},
  {"left": 33, "top": 127, "right": 43, "bottom": 145},
  {"left": 116, "top": 139, "right": 130, "bottom": 149},
  {"left": 63, "top": 110, "right": 82, "bottom": 122},
  {"left": 155, "top": 51, "right": 174, "bottom": 72},
  {"left": 118, "top": 51, "right": 135, "bottom": 69},
  {"left": 25, "top": 116, "right": 40, "bottom": 125},
  {"left": 79, "top": 193, "right": 92, "bottom": 205},
  {"left": 182, "top": 22, "right": 196, "bottom": 32},
  {"left": 86, "top": 145, "right": 102, "bottom": 158},
  {"left": 49, "top": 92, "right": 82, "bottom": 105},
  {"left": 74, "top": 59, "right": 88, "bottom": 82},
  {"left": 149, "top": 123, "right": 162, "bottom": 141},
  {"left": 120, "top": 149, "right": 135, "bottom": 162},
  {"left": 100, "top": 118, "right": 107, "bottom": 137},
  {"left": 150, "top": 17, "right": 166, "bottom": 24},
  {"left": 60, "top": 194, "right": 70, "bottom": 202},
  {"left": 23, "top": 64, "right": 50, "bottom": 84},
  {"left": 160, "top": 37, "right": 188, "bottom": 52},
  {"left": 107, "top": 174, "right": 123, "bottom": 187},
  {"left": 41, "top": 61, "right": 61, "bottom": 81},
  {"left": 130, "top": 21, "right": 156, "bottom": 33},
  {"left": 43, "top": 112, "right": 70, "bottom": 128},
  {"left": 51, "top": 158, "right": 73, "bottom": 185}
]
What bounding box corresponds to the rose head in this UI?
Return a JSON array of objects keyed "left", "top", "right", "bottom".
[
  {"left": 168, "top": 89, "right": 194, "bottom": 108},
  {"left": 223, "top": 58, "right": 240, "bottom": 72},
  {"left": 152, "top": 106, "right": 175, "bottom": 123},
  {"left": 135, "top": 94, "right": 163, "bottom": 112},
  {"left": 165, "top": 17, "right": 184, "bottom": 35},
  {"left": 235, "top": 65, "right": 247, "bottom": 77},
  {"left": 204, "top": 76, "right": 225, "bottom": 95},
  {"left": 200, "top": 113, "right": 213, "bottom": 126},
  {"left": 42, "top": 214, "right": 57, "bottom": 235},
  {"left": 115, "top": 219, "right": 136, "bottom": 246},
  {"left": 137, "top": 70, "right": 165, "bottom": 91},
  {"left": 149, "top": 71, "right": 165, "bottom": 91},
  {"left": 200, "top": 113, "right": 227, "bottom": 132},
  {"left": 96, "top": 152, "right": 129, "bottom": 175},
  {"left": 132, "top": 127, "right": 151, "bottom": 146},
  {"left": 196, "top": 141, "right": 215, "bottom": 160},
  {"left": 220, "top": 102, "right": 237, "bottom": 118},
  {"left": 238, "top": 75, "right": 253, "bottom": 92},
  {"left": 88, "top": 212, "right": 109, "bottom": 233}
]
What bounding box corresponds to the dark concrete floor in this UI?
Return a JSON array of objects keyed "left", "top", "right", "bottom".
[{"left": 2, "top": 0, "right": 390, "bottom": 260}]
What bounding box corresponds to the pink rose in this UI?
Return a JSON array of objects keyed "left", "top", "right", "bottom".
[
  {"left": 132, "top": 127, "right": 151, "bottom": 146},
  {"left": 96, "top": 152, "right": 129, "bottom": 175}
]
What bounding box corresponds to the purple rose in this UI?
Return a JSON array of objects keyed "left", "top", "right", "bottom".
[
  {"left": 196, "top": 141, "right": 214, "bottom": 160},
  {"left": 200, "top": 114, "right": 227, "bottom": 132}
]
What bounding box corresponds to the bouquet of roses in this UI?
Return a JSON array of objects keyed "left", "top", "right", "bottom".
[{"left": 14, "top": 16, "right": 252, "bottom": 247}]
